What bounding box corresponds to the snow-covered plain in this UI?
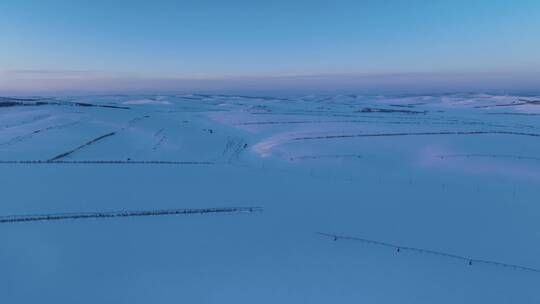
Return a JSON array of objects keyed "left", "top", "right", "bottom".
[{"left": 1, "top": 93, "right": 539, "bottom": 303}]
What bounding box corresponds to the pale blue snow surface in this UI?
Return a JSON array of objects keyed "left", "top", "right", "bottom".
[{"left": 1, "top": 93, "right": 539, "bottom": 303}]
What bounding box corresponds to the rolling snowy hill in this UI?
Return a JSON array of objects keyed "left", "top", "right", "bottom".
[{"left": 1, "top": 93, "right": 539, "bottom": 303}]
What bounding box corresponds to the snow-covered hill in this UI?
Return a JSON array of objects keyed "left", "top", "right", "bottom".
[{"left": 1, "top": 93, "right": 539, "bottom": 303}]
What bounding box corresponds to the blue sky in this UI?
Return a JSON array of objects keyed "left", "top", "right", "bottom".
[{"left": 1, "top": 0, "right": 540, "bottom": 94}]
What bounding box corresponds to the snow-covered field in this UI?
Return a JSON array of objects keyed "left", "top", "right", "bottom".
[{"left": 1, "top": 93, "right": 539, "bottom": 303}]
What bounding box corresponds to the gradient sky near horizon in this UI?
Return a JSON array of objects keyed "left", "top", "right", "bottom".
[{"left": 1, "top": 0, "right": 540, "bottom": 94}]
